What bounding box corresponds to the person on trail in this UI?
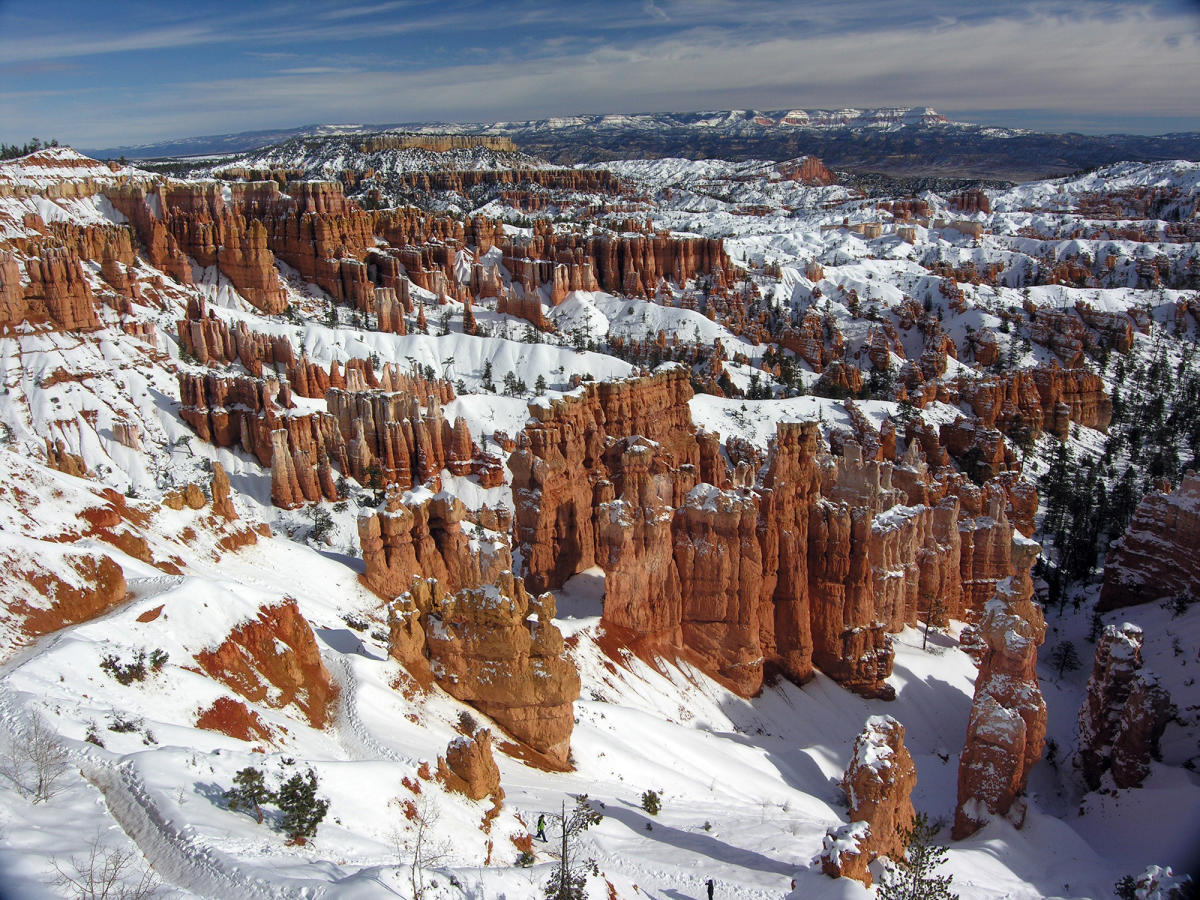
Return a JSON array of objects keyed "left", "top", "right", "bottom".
[
  {"left": 706, "top": 878, "right": 714, "bottom": 900},
  {"left": 536, "top": 813, "right": 547, "bottom": 842}
]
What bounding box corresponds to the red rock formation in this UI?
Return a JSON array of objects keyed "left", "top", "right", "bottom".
[
  {"left": 1032, "top": 364, "right": 1112, "bottom": 437},
  {"left": 23, "top": 249, "right": 102, "bottom": 330},
  {"left": 17, "top": 551, "right": 127, "bottom": 636},
  {"left": 215, "top": 218, "right": 288, "bottom": 314},
  {"left": 776, "top": 156, "right": 837, "bottom": 185},
  {"left": 358, "top": 487, "right": 510, "bottom": 600},
  {"left": 953, "top": 529, "right": 1045, "bottom": 839},
  {"left": 957, "top": 486, "right": 1018, "bottom": 617},
  {"left": 808, "top": 500, "right": 894, "bottom": 698},
  {"left": 399, "top": 571, "right": 580, "bottom": 767},
  {"left": 1099, "top": 472, "right": 1200, "bottom": 611},
  {"left": 815, "top": 360, "right": 863, "bottom": 396},
  {"left": 45, "top": 438, "right": 88, "bottom": 477},
  {"left": 755, "top": 422, "right": 823, "bottom": 682},
  {"left": 210, "top": 461, "right": 237, "bottom": 520},
  {"left": 1030, "top": 307, "right": 1086, "bottom": 367},
  {"left": 0, "top": 250, "right": 26, "bottom": 326},
  {"left": 595, "top": 440, "right": 688, "bottom": 650},
  {"left": 956, "top": 370, "right": 1045, "bottom": 444},
  {"left": 821, "top": 715, "right": 917, "bottom": 886},
  {"left": 673, "top": 482, "right": 764, "bottom": 695},
  {"left": 195, "top": 599, "right": 335, "bottom": 729},
  {"left": 195, "top": 696, "right": 270, "bottom": 743},
  {"left": 948, "top": 189, "right": 991, "bottom": 215},
  {"left": 1076, "top": 622, "right": 1174, "bottom": 789},
  {"left": 1075, "top": 302, "right": 1134, "bottom": 353},
  {"left": 436, "top": 729, "right": 503, "bottom": 802},
  {"left": 501, "top": 228, "right": 732, "bottom": 308},
  {"left": 509, "top": 368, "right": 697, "bottom": 593},
  {"left": 179, "top": 362, "right": 494, "bottom": 508},
  {"left": 940, "top": 417, "right": 1014, "bottom": 481}
]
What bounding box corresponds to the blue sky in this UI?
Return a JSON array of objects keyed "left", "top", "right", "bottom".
[{"left": 1, "top": 0, "right": 1198, "bottom": 149}]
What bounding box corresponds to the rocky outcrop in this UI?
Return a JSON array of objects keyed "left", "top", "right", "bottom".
[
  {"left": 1076, "top": 623, "right": 1173, "bottom": 790},
  {"left": 1032, "top": 364, "right": 1112, "bottom": 437},
  {"left": 1030, "top": 307, "right": 1086, "bottom": 367},
  {"left": 210, "top": 461, "right": 238, "bottom": 520},
  {"left": 358, "top": 487, "right": 510, "bottom": 600},
  {"left": 436, "top": 729, "right": 503, "bottom": 802},
  {"left": 179, "top": 364, "right": 496, "bottom": 507},
  {"left": 595, "top": 439, "right": 688, "bottom": 651},
  {"left": 195, "top": 696, "right": 270, "bottom": 743},
  {"left": 23, "top": 249, "right": 102, "bottom": 330},
  {"left": 756, "top": 422, "right": 823, "bottom": 682},
  {"left": 776, "top": 156, "right": 837, "bottom": 185},
  {"left": 195, "top": 599, "right": 335, "bottom": 728},
  {"left": 821, "top": 716, "right": 917, "bottom": 886},
  {"left": 17, "top": 551, "right": 127, "bottom": 636},
  {"left": 957, "top": 486, "right": 1019, "bottom": 617},
  {"left": 949, "top": 189, "right": 991, "bottom": 215},
  {"left": 953, "top": 530, "right": 1045, "bottom": 839},
  {"left": 0, "top": 250, "right": 28, "bottom": 326},
  {"left": 509, "top": 367, "right": 697, "bottom": 593},
  {"left": 388, "top": 570, "right": 580, "bottom": 767},
  {"left": 673, "top": 482, "right": 763, "bottom": 695},
  {"left": 1110, "top": 674, "right": 1173, "bottom": 789},
  {"left": 1075, "top": 302, "right": 1134, "bottom": 353},
  {"left": 1099, "top": 472, "right": 1200, "bottom": 611},
  {"left": 940, "top": 417, "right": 1014, "bottom": 482},
  {"left": 501, "top": 227, "right": 731, "bottom": 305},
  {"left": 45, "top": 438, "right": 88, "bottom": 478}
]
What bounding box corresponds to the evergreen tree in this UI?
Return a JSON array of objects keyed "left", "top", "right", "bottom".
[
  {"left": 1049, "top": 640, "right": 1082, "bottom": 677},
  {"left": 878, "top": 813, "right": 958, "bottom": 900},
  {"left": 276, "top": 768, "right": 329, "bottom": 845},
  {"left": 224, "top": 766, "right": 273, "bottom": 824}
]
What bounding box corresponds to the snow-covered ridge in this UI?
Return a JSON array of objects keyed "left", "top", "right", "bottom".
[{"left": 0, "top": 147, "right": 144, "bottom": 195}]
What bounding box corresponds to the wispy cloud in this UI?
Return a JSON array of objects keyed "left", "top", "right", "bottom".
[
  {"left": 643, "top": 1, "right": 670, "bottom": 22},
  {"left": 318, "top": 1, "right": 417, "bottom": 19}
]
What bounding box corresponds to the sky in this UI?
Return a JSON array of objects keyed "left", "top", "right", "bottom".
[{"left": 1, "top": 0, "right": 1198, "bottom": 151}]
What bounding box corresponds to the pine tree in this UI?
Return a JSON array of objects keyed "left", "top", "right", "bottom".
[
  {"left": 276, "top": 768, "right": 329, "bottom": 845},
  {"left": 1050, "top": 640, "right": 1082, "bottom": 677},
  {"left": 224, "top": 766, "right": 273, "bottom": 824},
  {"left": 878, "top": 813, "right": 958, "bottom": 900}
]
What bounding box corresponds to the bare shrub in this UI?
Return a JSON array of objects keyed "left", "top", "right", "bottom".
[
  {"left": 1, "top": 711, "right": 71, "bottom": 803},
  {"left": 51, "top": 829, "right": 161, "bottom": 899}
]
